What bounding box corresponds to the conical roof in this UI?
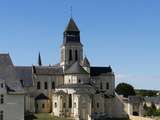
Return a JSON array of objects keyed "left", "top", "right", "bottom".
[
  {"left": 38, "top": 52, "right": 42, "bottom": 66},
  {"left": 65, "top": 61, "right": 88, "bottom": 74},
  {"left": 82, "top": 57, "right": 90, "bottom": 67},
  {"left": 65, "top": 18, "right": 79, "bottom": 32}
]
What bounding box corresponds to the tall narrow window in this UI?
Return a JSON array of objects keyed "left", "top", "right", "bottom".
[
  {"left": 0, "top": 83, "right": 3, "bottom": 88},
  {"left": 100, "top": 82, "right": 103, "bottom": 89},
  {"left": 74, "top": 102, "right": 76, "bottom": 108},
  {"left": 0, "top": 111, "right": 3, "bottom": 120},
  {"left": 75, "top": 50, "right": 78, "bottom": 61},
  {"left": 63, "top": 103, "right": 66, "bottom": 108},
  {"left": 97, "top": 103, "right": 99, "bottom": 108},
  {"left": 69, "top": 94, "right": 72, "bottom": 108},
  {"left": 44, "top": 82, "right": 48, "bottom": 89},
  {"left": 55, "top": 102, "right": 57, "bottom": 108},
  {"left": 52, "top": 82, "right": 55, "bottom": 89},
  {"left": 0, "top": 95, "right": 4, "bottom": 104},
  {"left": 37, "top": 82, "right": 40, "bottom": 89},
  {"left": 69, "top": 49, "right": 72, "bottom": 61},
  {"left": 42, "top": 104, "right": 45, "bottom": 108},
  {"left": 106, "top": 82, "right": 109, "bottom": 89}
]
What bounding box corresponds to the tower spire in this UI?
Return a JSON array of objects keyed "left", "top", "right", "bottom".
[{"left": 38, "top": 52, "right": 42, "bottom": 66}]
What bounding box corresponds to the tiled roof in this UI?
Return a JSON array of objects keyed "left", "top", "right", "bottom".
[
  {"left": 65, "top": 61, "right": 88, "bottom": 74},
  {"left": 0, "top": 54, "right": 24, "bottom": 93},
  {"left": 90, "top": 66, "right": 112, "bottom": 76}
]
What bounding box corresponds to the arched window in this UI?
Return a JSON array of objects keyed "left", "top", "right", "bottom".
[
  {"left": 106, "top": 82, "right": 109, "bottom": 89},
  {"left": 37, "top": 82, "right": 40, "bottom": 89},
  {"left": 75, "top": 50, "right": 78, "bottom": 61},
  {"left": 44, "top": 82, "right": 48, "bottom": 89},
  {"left": 74, "top": 102, "right": 76, "bottom": 108},
  {"left": 55, "top": 102, "right": 57, "bottom": 108},
  {"left": 0, "top": 111, "right": 3, "bottom": 120},
  {"left": 97, "top": 102, "right": 99, "bottom": 108},
  {"left": 0, "top": 94, "right": 4, "bottom": 104},
  {"left": 69, "top": 94, "right": 72, "bottom": 108},
  {"left": 69, "top": 49, "right": 72, "bottom": 61},
  {"left": 52, "top": 82, "right": 55, "bottom": 89}
]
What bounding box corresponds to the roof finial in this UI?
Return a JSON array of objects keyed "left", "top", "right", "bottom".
[{"left": 70, "top": 6, "right": 73, "bottom": 18}]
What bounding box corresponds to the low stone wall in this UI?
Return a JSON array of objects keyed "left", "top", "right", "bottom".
[{"left": 129, "top": 115, "right": 155, "bottom": 120}]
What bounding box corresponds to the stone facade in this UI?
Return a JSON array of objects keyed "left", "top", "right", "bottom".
[{"left": 0, "top": 54, "right": 25, "bottom": 120}]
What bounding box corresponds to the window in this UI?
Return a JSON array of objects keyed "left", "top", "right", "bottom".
[
  {"left": 0, "top": 111, "right": 3, "bottom": 120},
  {"left": 106, "top": 82, "right": 109, "bottom": 89},
  {"left": 54, "top": 102, "right": 57, "bottom": 108},
  {"left": 42, "top": 104, "right": 45, "bottom": 108},
  {"left": 0, "top": 95, "right": 4, "bottom": 104},
  {"left": 97, "top": 103, "right": 99, "bottom": 108},
  {"left": 0, "top": 83, "right": 3, "bottom": 88},
  {"left": 74, "top": 102, "right": 76, "bottom": 108},
  {"left": 63, "top": 103, "right": 66, "bottom": 108},
  {"left": 69, "top": 49, "right": 72, "bottom": 61},
  {"left": 36, "top": 104, "right": 38, "bottom": 109},
  {"left": 100, "top": 82, "right": 103, "bottom": 89},
  {"left": 75, "top": 50, "right": 78, "bottom": 61},
  {"left": 44, "top": 82, "right": 48, "bottom": 89},
  {"left": 69, "top": 94, "right": 72, "bottom": 108},
  {"left": 78, "top": 79, "right": 81, "bottom": 83},
  {"left": 37, "top": 82, "right": 40, "bottom": 89},
  {"left": 52, "top": 82, "right": 55, "bottom": 89}
]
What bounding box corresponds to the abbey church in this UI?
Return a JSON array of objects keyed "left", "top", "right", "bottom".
[{"left": 0, "top": 18, "right": 138, "bottom": 120}]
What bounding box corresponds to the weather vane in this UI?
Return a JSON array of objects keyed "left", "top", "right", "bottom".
[{"left": 70, "top": 6, "right": 73, "bottom": 18}]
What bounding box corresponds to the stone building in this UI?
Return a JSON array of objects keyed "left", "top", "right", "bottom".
[
  {"left": 0, "top": 54, "right": 25, "bottom": 120},
  {"left": 0, "top": 18, "right": 132, "bottom": 120}
]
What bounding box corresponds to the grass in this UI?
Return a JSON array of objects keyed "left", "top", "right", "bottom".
[
  {"left": 26, "top": 113, "right": 73, "bottom": 120},
  {"left": 26, "top": 113, "right": 130, "bottom": 120}
]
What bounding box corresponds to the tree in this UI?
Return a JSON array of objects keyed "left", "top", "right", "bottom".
[{"left": 115, "top": 83, "right": 136, "bottom": 97}]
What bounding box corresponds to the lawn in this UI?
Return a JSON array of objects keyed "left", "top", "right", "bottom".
[{"left": 27, "top": 113, "right": 73, "bottom": 120}]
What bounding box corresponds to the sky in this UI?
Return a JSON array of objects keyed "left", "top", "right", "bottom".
[{"left": 0, "top": 0, "right": 160, "bottom": 90}]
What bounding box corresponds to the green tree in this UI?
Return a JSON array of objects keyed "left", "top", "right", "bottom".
[{"left": 115, "top": 83, "right": 136, "bottom": 97}]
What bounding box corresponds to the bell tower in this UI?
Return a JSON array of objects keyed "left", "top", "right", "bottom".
[{"left": 60, "top": 18, "right": 83, "bottom": 68}]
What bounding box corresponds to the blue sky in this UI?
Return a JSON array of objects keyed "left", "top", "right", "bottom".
[{"left": 0, "top": 0, "right": 160, "bottom": 90}]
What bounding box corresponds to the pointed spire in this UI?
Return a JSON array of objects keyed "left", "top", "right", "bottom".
[
  {"left": 38, "top": 52, "right": 42, "bottom": 66},
  {"left": 82, "top": 56, "right": 90, "bottom": 67},
  {"left": 65, "top": 18, "right": 79, "bottom": 32}
]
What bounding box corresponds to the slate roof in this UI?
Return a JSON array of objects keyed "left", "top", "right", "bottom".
[
  {"left": 15, "top": 66, "right": 33, "bottom": 87},
  {"left": 65, "top": 18, "right": 79, "bottom": 32},
  {"left": 0, "top": 54, "right": 24, "bottom": 93},
  {"left": 65, "top": 61, "right": 88, "bottom": 74},
  {"left": 35, "top": 93, "right": 49, "bottom": 100},
  {"left": 90, "top": 66, "right": 112, "bottom": 76},
  {"left": 82, "top": 57, "right": 90, "bottom": 67},
  {"left": 33, "top": 66, "right": 63, "bottom": 75}
]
